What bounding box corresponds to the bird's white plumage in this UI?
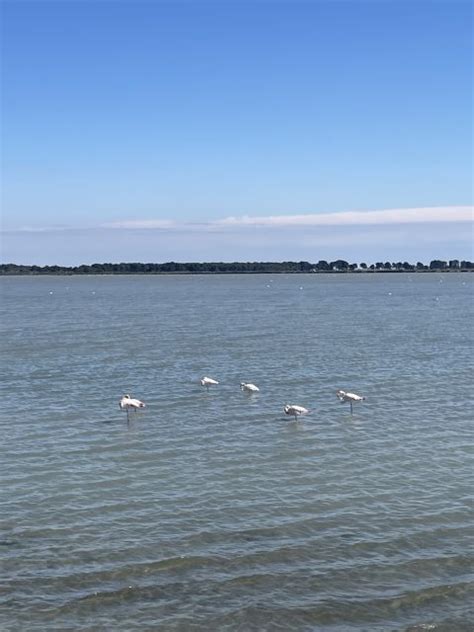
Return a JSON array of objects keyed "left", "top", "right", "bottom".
[
  {"left": 336, "top": 390, "right": 365, "bottom": 402},
  {"left": 240, "top": 382, "right": 260, "bottom": 392},
  {"left": 200, "top": 376, "right": 219, "bottom": 387},
  {"left": 119, "top": 394, "right": 146, "bottom": 410},
  {"left": 336, "top": 390, "right": 365, "bottom": 414},
  {"left": 284, "top": 404, "right": 309, "bottom": 420}
]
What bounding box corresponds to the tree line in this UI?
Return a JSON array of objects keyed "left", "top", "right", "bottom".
[{"left": 0, "top": 260, "right": 472, "bottom": 275}]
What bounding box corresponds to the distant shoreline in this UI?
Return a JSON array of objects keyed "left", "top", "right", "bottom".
[{"left": 1, "top": 260, "right": 472, "bottom": 276}]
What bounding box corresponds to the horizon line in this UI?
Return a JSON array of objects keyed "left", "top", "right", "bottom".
[{"left": 2, "top": 258, "right": 472, "bottom": 268}]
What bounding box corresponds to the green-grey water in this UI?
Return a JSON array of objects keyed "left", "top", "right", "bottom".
[{"left": 1, "top": 273, "right": 473, "bottom": 631}]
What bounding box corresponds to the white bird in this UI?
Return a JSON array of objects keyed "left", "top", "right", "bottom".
[
  {"left": 336, "top": 390, "right": 365, "bottom": 415},
  {"left": 284, "top": 404, "right": 309, "bottom": 422},
  {"left": 200, "top": 376, "right": 219, "bottom": 389},
  {"left": 240, "top": 382, "right": 260, "bottom": 393},
  {"left": 119, "top": 394, "right": 146, "bottom": 421}
]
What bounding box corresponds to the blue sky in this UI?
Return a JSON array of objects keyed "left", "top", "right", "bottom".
[{"left": 2, "top": 0, "right": 472, "bottom": 264}]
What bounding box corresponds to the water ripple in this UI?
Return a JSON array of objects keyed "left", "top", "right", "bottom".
[{"left": 1, "top": 274, "right": 473, "bottom": 631}]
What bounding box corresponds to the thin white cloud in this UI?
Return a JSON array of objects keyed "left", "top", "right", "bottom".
[
  {"left": 101, "top": 219, "right": 178, "bottom": 230},
  {"left": 100, "top": 205, "right": 473, "bottom": 231},
  {"left": 215, "top": 206, "right": 473, "bottom": 228},
  {"left": 8, "top": 224, "right": 71, "bottom": 233},
  {"left": 3, "top": 205, "right": 472, "bottom": 234}
]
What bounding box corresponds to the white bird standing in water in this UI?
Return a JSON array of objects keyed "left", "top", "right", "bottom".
[
  {"left": 336, "top": 390, "right": 365, "bottom": 415},
  {"left": 284, "top": 404, "right": 309, "bottom": 422},
  {"left": 200, "top": 376, "right": 219, "bottom": 389},
  {"left": 119, "top": 394, "right": 146, "bottom": 421},
  {"left": 240, "top": 382, "right": 260, "bottom": 393}
]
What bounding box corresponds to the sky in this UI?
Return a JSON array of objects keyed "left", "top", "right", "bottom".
[{"left": 1, "top": 0, "right": 472, "bottom": 265}]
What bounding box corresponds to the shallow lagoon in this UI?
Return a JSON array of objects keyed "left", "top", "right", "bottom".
[{"left": 1, "top": 273, "right": 473, "bottom": 631}]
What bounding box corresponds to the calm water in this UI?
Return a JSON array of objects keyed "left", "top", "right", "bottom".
[{"left": 1, "top": 274, "right": 473, "bottom": 632}]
